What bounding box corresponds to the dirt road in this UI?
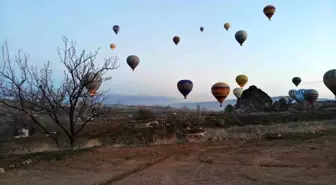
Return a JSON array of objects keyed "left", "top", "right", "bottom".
[{"left": 1, "top": 135, "right": 336, "bottom": 185}]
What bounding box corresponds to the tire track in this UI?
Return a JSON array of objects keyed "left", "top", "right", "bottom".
[{"left": 94, "top": 154, "right": 175, "bottom": 185}]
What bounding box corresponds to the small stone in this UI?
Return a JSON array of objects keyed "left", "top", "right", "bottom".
[{"left": 0, "top": 168, "right": 5, "bottom": 175}]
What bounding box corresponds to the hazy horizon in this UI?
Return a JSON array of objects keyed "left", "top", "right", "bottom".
[{"left": 2, "top": 0, "right": 336, "bottom": 102}]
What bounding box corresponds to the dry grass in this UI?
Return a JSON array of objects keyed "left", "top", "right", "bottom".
[
  {"left": 7, "top": 138, "right": 102, "bottom": 154},
  {"left": 204, "top": 120, "right": 336, "bottom": 142},
  {"left": 4, "top": 120, "right": 336, "bottom": 155}
]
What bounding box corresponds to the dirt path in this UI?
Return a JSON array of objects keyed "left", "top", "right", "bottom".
[{"left": 1, "top": 137, "right": 336, "bottom": 185}]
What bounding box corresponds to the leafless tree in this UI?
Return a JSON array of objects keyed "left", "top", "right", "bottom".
[{"left": 0, "top": 36, "right": 119, "bottom": 148}]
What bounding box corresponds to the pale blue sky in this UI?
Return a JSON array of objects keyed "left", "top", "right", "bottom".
[{"left": 1, "top": 0, "right": 336, "bottom": 101}]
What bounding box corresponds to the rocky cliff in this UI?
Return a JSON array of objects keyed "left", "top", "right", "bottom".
[{"left": 235, "top": 85, "right": 273, "bottom": 113}]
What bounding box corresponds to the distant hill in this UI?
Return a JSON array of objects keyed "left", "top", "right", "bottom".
[
  {"left": 104, "top": 94, "right": 335, "bottom": 111},
  {"left": 104, "top": 94, "right": 178, "bottom": 106}
]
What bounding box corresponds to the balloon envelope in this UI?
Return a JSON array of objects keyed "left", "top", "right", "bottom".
[
  {"left": 110, "top": 44, "right": 116, "bottom": 50},
  {"left": 224, "top": 23, "right": 230, "bottom": 31},
  {"left": 295, "top": 89, "right": 306, "bottom": 103},
  {"left": 233, "top": 87, "right": 243, "bottom": 99},
  {"left": 235, "top": 30, "right": 248, "bottom": 46},
  {"left": 263, "top": 5, "right": 276, "bottom": 20},
  {"left": 173, "top": 36, "right": 180, "bottom": 45},
  {"left": 211, "top": 82, "right": 230, "bottom": 107},
  {"left": 83, "top": 72, "right": 103, "bottom": 97},
  {"left": 126, "top": 55, "right": 140, "bottom": 71},
  {"left": 177, "top": 80, "right": 193, "bottom": 99},
  {"left": 200, "top": 27, "right": 204, "bottom": 32},
  {"left": 304, "top": 89, "right": 319, "bottom": 105},
  {"left": 113, "top": 25, "right": 120, "bottom": 35},
  {"left": 288, "top": 89, "right": 296, "bottom": 100},
  {"left": 292, "top": 77, "right": 301, "bottom": 87},
  {"left": 323, "top": 69, "right": 336, "bottom": 98},
  {"left": 235, "top": 74, "right": 248, "bottom": 88}
]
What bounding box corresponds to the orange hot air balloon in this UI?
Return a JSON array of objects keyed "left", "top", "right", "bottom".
[
  {"left": 110, "top": 44, "right": 116, "bottom": 50},
  {"left": 83, "top": 72, "right": 103, "bottom": 97},
  {"left": 235, "top": 74, "right": 248, "bottom": 88},
  {"left": 211, "top": 82, "right": 230, "bottom": 107}
]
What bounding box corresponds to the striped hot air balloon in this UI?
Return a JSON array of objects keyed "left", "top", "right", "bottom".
[
  {"left": 304, "top": 89, "right": 319, "bottom": 105},
  {"left": 295, "top": 89, "right": 306, "bottom": 103},
  {"left": 323, "top": 69, "right": 336, "bottom": 98},
  {"left": 288, "top": 89, "right": 296, "bottom": 100},
  {"left": 211, "top": 82, "right": 230, "bottom": 107},
  {"left": 177, "top": 80, "right": 193, "bottom": 99}
]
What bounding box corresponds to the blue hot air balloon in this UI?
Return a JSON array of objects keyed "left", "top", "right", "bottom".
[
  {"left": 295, "top": 89, "right": 306, "bottom": 103},
  {"left": 177, "top": 80, "right": 193, "bottom": 99}
]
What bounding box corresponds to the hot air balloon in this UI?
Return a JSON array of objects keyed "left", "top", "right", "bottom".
[
  {"left": 304, "top": 89, "right": 319, "bottom": 105},
  {"left": 323, "top": 69, "right": 336, "bottom": 98},
  {"left": 211, "top": 82, "right": 230, "bottom": 107},
  {"left": 263, "top": 5, "right": 276, "bottom": 21},
  {"left": 83, "top": 72, "right": 103, "bottom": 97},
  {"left": 110, "top": 44, "right": 116, "bottom": 50},
  {"left": 224, "top": 23, "right": 230, "bottom": 31},
  {"left": 292, "top": 77, "right": 301, "bottom": 87},
  {"left": 177, "top": 80, "right": 193, "bottom": 99},
  {"left": 113, "top": 25, "right": 120, "bottom": 35},
  {"left": 173, "top": 36, "right": 180, "bottom": 45},
  {"left": 235, "top": 30, "right": 248, "bottom": 46},
  {"left": 235, "top": 74, "right": 248, "bottom": 88},
  {"left": 295, "top": 89, "right": 306, "bottom": 103},
  {"left": 233, "top": 87, "right": 243, "bottom": 99},
  {"left": 126, "top": 55, "right": 140, "bottom": 71},
  {"left": 288, "top": 89, "right": 296, "bottom": 100},
  {"left": 200, "top": 27, "right": 204, "bottom": 32}
]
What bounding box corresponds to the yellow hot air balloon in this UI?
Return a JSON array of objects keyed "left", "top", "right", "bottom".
[
  {"left": 211, "top": 82, "right": 230, "bottom": 107},
  {"left": 236, "top": 74, "right": 248, "bottom": 88},
  {"left": 110, "top": 44, "right": 116, "bottom": 50},
  {"left": 323, "top": 69, "right": 336, "bottom": 98}
]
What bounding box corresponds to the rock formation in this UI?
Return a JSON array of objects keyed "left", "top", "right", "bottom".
[{"left": 235, "top": 85, "right": 273, "bottom": 112}]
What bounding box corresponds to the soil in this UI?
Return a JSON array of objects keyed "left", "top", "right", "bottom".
[{"left": 1, "top": 133, "right": 336, "bottom": 185}]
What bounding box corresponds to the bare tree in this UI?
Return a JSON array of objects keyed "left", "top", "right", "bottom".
[{"left": 0, "top": 36, "right": 119, "bottom": 148}]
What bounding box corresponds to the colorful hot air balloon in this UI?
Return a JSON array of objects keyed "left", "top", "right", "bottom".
[
  {"left": 304, "top": 89, "right": 319, "bottom": 105},
  {"left": 235, "top": 74, "right": 248, "bottom": 88},
  {"left": 83, "top": 72, "right": 103, "bottom": 97},
  {"left": 323, "top": 69, "right": 336, "bottom": 98},
  {"left": 200, "top": 27, "right": 204, "bottom": 32},
  {"left": 126, "top": 55, "right": 140, "bottom": 71},
  {"left": 263, "top": 5, "right": 276, "bottom": 21},
  {"left": 110, "top": 44, "right": 116, "bottom": 50},
  {"left": 288, "top": 89, "right": 296, "bottom": 100},
  {"left": 233, "top": 87, "right": 243, "bottom": 99},
  {"left": 113, "top": 25, "right": 120, "bottom": 35},
  {"left": 292, "top": 77, "right": 301, "bottom": 87},
  {"left": 224, "top": 23, "right": 230, "bottom": 31},
  {"left": 173, "top": 36, "right": 180, "bottom": 45},
  {"left": 295, "top": 89, "right": 306, "bottom": 103},
  {"left": 177, "top": 80, "right": 193, "bottom": 99},
  {"left": 211, "top": 82, "right": 230, "bottom": 107},
  {"left": 235, "top": 30, "right": 248, "bottom": 46}
]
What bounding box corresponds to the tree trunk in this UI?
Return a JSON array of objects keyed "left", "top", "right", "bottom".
[{"left": 69, "top": 136, "right": 76, "bottom": 148}]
